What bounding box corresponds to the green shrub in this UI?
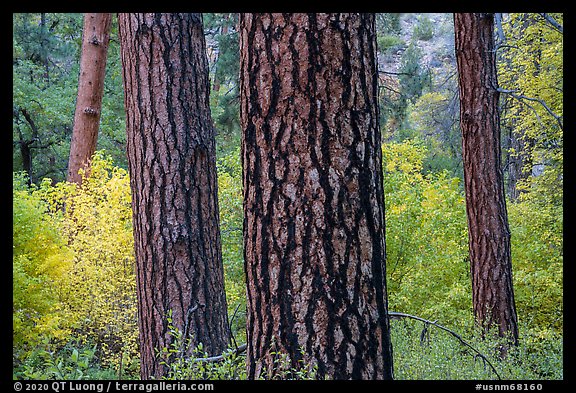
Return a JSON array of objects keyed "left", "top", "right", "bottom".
[
  {"left": 391, "top": 318, "right": 562, "bottom": 380},
  {"left": 217, "top": 148, "right": 247, "bottom": 344},
  {"left": 13, "top": 340, "right": 118, "bottom": 380},
  {"left": 156, "top": 312, "right": 247, "bottom": 380},
  {"left": 508, "top": 192, "right": 563, "bottom": 336},
  {"left": 377, "top": 34, "right": 405, "bottom": 54},
  {"left": 157, "top": 311, "right": 317, "bottom": 380},
  {"left": 413, "top": 15, "right": 434, "bottom": 41},
  {"left": 383, "top": 140, "right": 470, "bottom": 326}
]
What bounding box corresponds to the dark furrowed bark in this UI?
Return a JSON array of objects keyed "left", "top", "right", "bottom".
[
  {"left": 454, "top": 13, "right": 519, "bottom": 346},
  {"left": 119, "top": 13, "right": 230, "bottom": 379},
  {"left": 240, "top": 13, "right": 393, "bottom": 380}
]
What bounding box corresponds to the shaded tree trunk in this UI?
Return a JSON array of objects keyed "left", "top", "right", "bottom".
[
  {"left": 118, "top": 13, "right": 231, "bottom": 379},
  {"left": 67, "top": 13, "right": 112, "bottom": 184},
  {"left": 240, "top": 13, "right": 393, "bottom": 380},
  {"left": 505, "top": 123, "right": 532, "bottom": 200},
  {"left": 39, "top": 13, "right": 50, "bottom": 84},
  {"left": 454, "top": 13, "right": 519, "bottom": 346},
  {"left": 14, "top": 107, "right": 34, "bottom": 184},
  {"left": 211, "top": 13, "right": 230, "bottom": 93}
]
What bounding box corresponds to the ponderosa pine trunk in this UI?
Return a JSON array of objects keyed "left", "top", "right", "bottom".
[
  {"left": 240, "top": 13, "right": 393, "bottom": 380},
  {"left": 454, "top": 13, "right": 519, "bottom": 345},
  {"left": 118, "top": 13, "right": 230, "bottom": 379},
  {"left": 67, "top": 13, "right": 112, "bottom": 184}
]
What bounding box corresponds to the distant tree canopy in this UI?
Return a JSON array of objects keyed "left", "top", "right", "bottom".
[{"left": 13, "top": 13, "right": 126, "bottom": 185}]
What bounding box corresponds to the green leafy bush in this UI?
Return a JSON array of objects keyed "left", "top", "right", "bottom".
[
  {"left": 13, "top": 340, "right": 118, "bottom": 380},
  {"left": 156, "top": 311, "right": 247, "bottom": 380},
  {"left": 217, "top": 148, "right": 247, "bottom": 343},
  {"left": 508, "top": 191, "right": 563, "bottom": 336},
  {"left": 157, "top": 312, "right": 317, "bottom": 380},
  {"left": 377, "top": 34, "right": 405, "bottom": 55},
  {"left": 391, "top": 318, "right": 562, "bottom": 380},
  {"left": 413, "top": 15, "right": 434, "bottom": 41},
  {"left": 383, "top": 140, "right": 470, "bottom": 326}
]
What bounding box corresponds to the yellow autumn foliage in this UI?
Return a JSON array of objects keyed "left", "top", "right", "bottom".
[{"left": 30, "top": 152, "right": 139, "bottom": 374}]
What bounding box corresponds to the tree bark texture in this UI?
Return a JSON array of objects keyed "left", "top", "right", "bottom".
[
  {"left": 240, "top": 13, "right": 393, "bottom": 380},
  {"left": 67, "top": 13, "right": 112, "bottom": 184},
  {"left": 118, "top": 13, "right": 230, "bottom": 379},
  {"left": 454, "top": 13, "right": 519, "bottom": 345}
]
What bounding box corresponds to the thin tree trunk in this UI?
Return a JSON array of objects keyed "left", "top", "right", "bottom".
[
  {"left": 67, "top": 13, "right": 112, "bottom": 184},
  {"left": 39, "top": 13, "right": 50, "bottom": 84},
  {"left": 14, "top": 108, "right": 34, "bottom": 184},
  {"left": 119, "top": 13, "right": 231, "bottom": 379},
  {"left": 506, "top": 125, "right": 532, "bottom": 200},
  {"left": 212, "top": 13, "right": 230, "bottom": 93},
  {"left": 240, "top": 13, "right": 393, "bottom": 380},
  {"left": 454, "top": 13, "right": 519, "bottom": 346}
]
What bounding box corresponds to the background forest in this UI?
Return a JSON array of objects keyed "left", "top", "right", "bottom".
[{"left": 13, "top": 13, "right": 562, "bottom": 380}]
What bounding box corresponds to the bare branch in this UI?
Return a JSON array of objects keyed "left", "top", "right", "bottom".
[
  {"left": 388, "top": 311, "right": 502, "bottom": 380},
  {"left": 379, "top": 70, "right": 417, "bottom": 77},
  {"left": 496, "top": 88, "right": 563, "bottom": 130},
  {"left": 194, "top": 343, "right": 247, "bottom": 363},
  {"left": 538, "top": 13, "right": 563, "bottom": 34},
  {"left": 228, "top": 303, "right": 243, "bottom": 351},
  {"left": 19, "top": 108, "right": 40, "bottom": 138},
  {"left": 494, "top": 13, "right": 506, "bottom": 46}
]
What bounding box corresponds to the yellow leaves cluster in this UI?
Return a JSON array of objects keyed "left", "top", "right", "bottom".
[
  {"left": 13, "top": 173, "right": 74, "bottom": 350},
  {"left": 497, "top": 13, "right": 563, "bottom": 336},
  {"left": 383, "top": 139, "right": 426, "bottom": 181},
  {"left": 499, "top": 13, "right": 563, "bottom": 196},
  {"left": 24, "top": 152, "right": 139, "bottom": 373}
]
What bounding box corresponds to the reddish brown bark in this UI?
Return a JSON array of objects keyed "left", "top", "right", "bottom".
[
  {"left": 240, "top": 13, "right": 393, "bottom": 380},
  {"left": 454, "top": 13, "right": 519, "bottom": 345},
  {"left": 118, "top": 13, "right": 230, "bottom": 379},
  {"left": 67, "top": 13, "right": 112, "bottom": 184}
]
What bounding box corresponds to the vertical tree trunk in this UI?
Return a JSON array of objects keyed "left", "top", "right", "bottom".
[
  {"left": 67, "top": 13, "right": 112, "bottom": 184},
  {"left": 454, "top": 13, "right": 519, "bottom": 346},
  {"left": 39, "top": 13, "right": 50, "bottom": 84},
  {"left": 506, "top": 126, "right": 532, "bottom": 200},
  {"left": 212, "top": 13, "right": 230, "bottom": 93},
  {"left": 118, "top": 13, "right": 231, "bottom": 379},
  {"left": 240, "top": 13, "right": 393, "bottom": 380}
]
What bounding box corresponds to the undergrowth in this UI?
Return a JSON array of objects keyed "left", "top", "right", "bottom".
[{"left": 15, "top": 316, "right": 561, "bottom": 380}]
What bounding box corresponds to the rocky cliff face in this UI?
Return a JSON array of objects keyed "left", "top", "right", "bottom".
[{"left": 378, "top": 13, "right": 455, "bottom": 79}]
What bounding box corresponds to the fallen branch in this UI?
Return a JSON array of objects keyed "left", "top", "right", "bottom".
[
  {"left": 228, "top": 303, "right": 243, "bottom": 351},
  {"left": 388, "top": 311, "right": 502, "bottom": 380},
  {"left": 194, "top": 343, "right": 247, "bottom": 363},
  {"left": 191, "top": 311, "right": 502, "bottom": 379}
]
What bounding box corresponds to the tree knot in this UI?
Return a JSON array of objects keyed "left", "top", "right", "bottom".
[{"left": 83, "top": 107, "right": 99, "bottom": 116}]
